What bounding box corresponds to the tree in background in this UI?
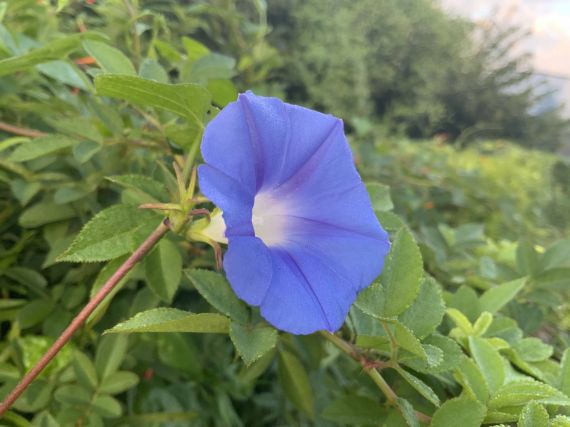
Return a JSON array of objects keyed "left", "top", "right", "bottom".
[{"left": 267, "top": 0, "right": 569, "bottom": 150}]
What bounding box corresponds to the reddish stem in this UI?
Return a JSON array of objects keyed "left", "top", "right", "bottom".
[
  {"left": 0, "top": 220, "right": 170, "bottom": 416},
  {"left": 0, "top": 122, "right": 48, "bottom": 138}
]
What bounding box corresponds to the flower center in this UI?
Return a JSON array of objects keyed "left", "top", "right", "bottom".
[{"left": 252, "top": 192, "right": 289, "bottom": 246}]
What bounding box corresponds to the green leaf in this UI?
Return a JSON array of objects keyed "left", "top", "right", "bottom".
[
  {"left": 472, "top": 312, "right": 493, "bottom": 337},
  {"left": 382, "top": 227, "right": 423, "bottom": 317},
  {"left": 91, "top": 394, "right": 122, "bottom": 418},
  {"left": 33, "top": 411, "right": 61, "bottom": 427},
  {"left": 144, "top": 239, "right": 182, "bottom": 303},
  {"left": 9, "top": 135, "right": 78, "bottom": 162},
  {"left": 394, "top": 322, "right": 427, "bottom": 361},
  {"left": 561, "top": 349, "right": 570, "bottom": 397},
  {"left": 355, "top": 280, "right": 386, "bottom": 319},
  {"left": 551, "top": 416, "right": 570, "bottom": 427},
  {"left": 454, "top": 356, "right": 490, "bottom": 403},
  {"left": 278, "top": 349, "right": 314, "bottom": 419},
  {"left": 185, "top": 269, "right": 249, "bottom": 323},
  {"left": 447, "top": 308, "right": 474, "bottom": 335},
  {"left": 399, "top": 277, "right": 445, "bottom": 339},
  {"left": 37, "top": 60, "right": 90, "bottom": 90},
  {"left": 489, "top": 379, "right": 570, "bottom": 409},
  {"left": 54, "top": 384, "right": 91, "bottom": 405},
  {"left": 321, "top": 395, "right": 387, "bottom": 425},
  {"left": 58, "top": 204, "right": 159, "bottom": 263},
  {"left": 376, "top": 211, "right": 406, "bottom": 232},
  {"left": 82, "top": 40, "right": 136, "bottom": 75},
  {"left": 16, "top": 300, "right": 53, "bottom": 329},
  {"left": 479, "top": 278, "right": 526, "bottom": 314},
  {"left": 229, "top": 322, "right": 277, "bottom": 365},
  {"left": 95, "top": 74, "right": 211, "bottom": 126},
  {"left": 518, "top": 402, "right": 549, "bottom": 427},
  {"left": 139, "top": 58, "right": 168, "bottom": 83},
  {"left": 513, "top": 338, "right": 553, "bottom": 362},
  {"left": 99, "top": 371, "right": 139, "bottom": 395},
  {"left": 182, "top": 36, "right": 210, "bottom": 63},
  {"left": 395, "top": 367, "right": 440, "bottom": 406},
  {"left": 405, "top": 334, "right": 462, "bottom": 374},
  {"left": 188, "top": 53, "right": 235, "bottom": 82},
  {"left": 207, "top": 79, "right": 238, "bottom": 107},
  {"left": 468, "top": 336, "right": 506, "bottom": 395},
  {"left": 0, "top": 33, "right": 103, "bottom": 76},
  {"left": 366, "top": 182, "right": 394, "bottom": 211},
  {"left": 106, "top": 308, "right": 230, "bottom": 334},
  {"left": 95, "top": 334, "right": 128, "bottom": 380},
  {"left": 19, "top": 201, "right": 76, "bottom": 228},
  {"left": 516, "top": 240, "right": 539, "bottom": 276},
  {"left": 430, "top": 397, "right": 486, "bottom": 427},
  {"left": 106, "top": 174, "right": 167, "bottom": 202},
  {"left": 396, "top": 397, "right": 420, "bottom": 427},
  {"left": 72, "top": 351, "right": 98, "bottom": 390},
  {"left": 541, "top": 238, "right": 570, "bottom": 270}
]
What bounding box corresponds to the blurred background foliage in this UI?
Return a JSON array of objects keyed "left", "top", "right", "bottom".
[{"left": 0, "top": 0, "right": 569, "bottom": 426}]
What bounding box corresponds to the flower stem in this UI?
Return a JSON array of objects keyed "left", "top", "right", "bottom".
[
  {"left": 0, "top": 219, "right": 170, "bottom": 417},
  {"left": 319, "top": 331, "right": 431, "bottom": 424}
]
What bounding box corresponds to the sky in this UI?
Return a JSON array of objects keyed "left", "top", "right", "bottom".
[{"left": 441, "top": 0, "right": 570, "bottom": 115}]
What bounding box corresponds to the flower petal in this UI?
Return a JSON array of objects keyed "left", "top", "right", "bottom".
[
  {"left": 260, "top": 246, "right": 357, "bottom": 334},
  {"left": 284, "top": 218, "right": 390, "bottom": 291},
  {"left": 197, "top": 164, "right": 254, "bottom": 237},
  {"left": 201, "top": 99, "right": 257, "bottom": 193},
  {"left": 239, "top": 92, "right": 340, "bottom": 190},
  {"left": 224, "top": 236, "right": 272, "bottom": 306}
]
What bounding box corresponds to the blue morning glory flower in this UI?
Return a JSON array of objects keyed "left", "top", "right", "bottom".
[{"left": 198, "top": 92, "right": 390, "bottom": 334}]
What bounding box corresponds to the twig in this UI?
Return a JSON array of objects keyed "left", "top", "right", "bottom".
[
  {"left": 0, "top": 219, "right": 170, "bottom": 416},
  {"left": 0, "top": 122, "right": 48, "bottom": 138},
  {"left": 320, "top": 331, "right": 432, "bottom": 424}
]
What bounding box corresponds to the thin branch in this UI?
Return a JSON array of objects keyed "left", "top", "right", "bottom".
[
  {"left": 320, "top": 331, "right": 431, "bottom": 424},
  {"left": 0, "top": 219, "right": 170, "bottom": 417},
  {"left": 0, "top": 122, "right": 48, "bottom": 138}
]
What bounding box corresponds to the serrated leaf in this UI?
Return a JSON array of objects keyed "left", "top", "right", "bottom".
[
  {"left": 229, "top": 322, "right": 277, "bottom": 366},
  {"left": 83, "top": 40, "right": 136, "bottom": 75},
  {"left": 394, "top": 322, "right": 427, "bottom": 361},
  {"left": 518, "top": 402, "right": 549, "bottom": 427},
  {"left": 430, "top": 397, "right": 486, "bottom": 427},
  {"left": 355, "top": 280, "right": 387, "bottom": 319},
  {"left": 551, "top": 416, "right": 570, "bottom": 427},
  {"left": 58, "top": 204, "right": 159, "bottom": 262},
  {"left": 95, "top": 74, "right": 211, "bottom": 126},
  {"left": 278, "top": 349, "right": 314, "bottom": 419},
  {"left": 366, "top": 182, "right": 393, "bottom": 211},
  {"left": 396, "top": 397, "right": 420, "bottom": 427},
  {"left": 395, "top": 367, "right": 440, "bottom": 406},
  {"left": 406, "top": 334, "right": 462, "bottom": 374},
  {"left": 9, "top": 135, "right": 78, "bottom": 162},
  {"left": 447, "top": 308, "right": 473, "bottom": 335},
  {"left": 399, "top": 277, "right": 444, "bottom": 339},
  {"left": 185, "top": 269, "right": 248, "bottom": 322},
  {"left": 99, "top": 371, "right": 139, "bottom": 395},
  {"left": 106, "top": 308, "right": 229, "bottom": 334},
  {"left": 513, "top": 338, "right": 553, "bottom": 362},
  {"left": 382, "top": 227, "right": 423, "bottom": 317},
  {"left": 479, "top": 278, "right": 526, "bottom": 314},
  {"left": 469, "top": 336, "right": 506, "bottom": 395},
  {"left": 144, "top": 239, "right": 182, "bottom": 303},
  {"left": 454, "top": 356, "right": 490, "bottom": 402},
  {"left": 489, "top": 379, "right": 570, "bottom": 409},
  {"left": 321, "top": 394, "right": 387, "bottom": 425}
]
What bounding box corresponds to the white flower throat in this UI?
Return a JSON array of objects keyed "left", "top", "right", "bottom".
[{"left": 252, "top": 192, "right": 289, "bottom": 247}]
